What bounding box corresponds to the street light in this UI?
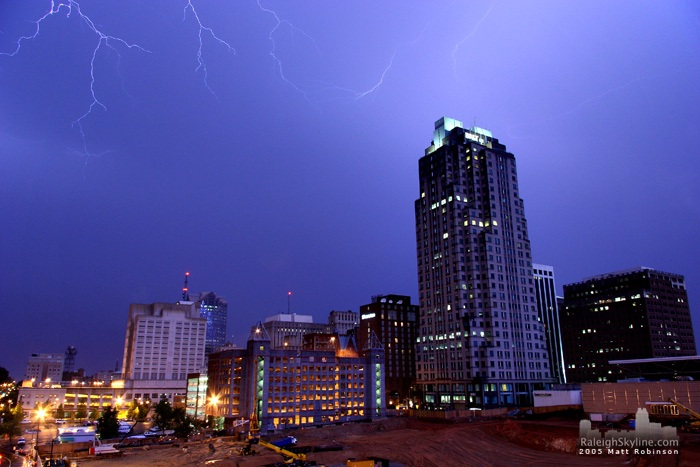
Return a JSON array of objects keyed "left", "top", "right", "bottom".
[{"left": 35, "top": 407, "right": 47, "bottom": 447}]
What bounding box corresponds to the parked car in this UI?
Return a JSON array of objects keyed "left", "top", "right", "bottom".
[
  {"left": 56, "top": 419, "right": 67, "bottom": 424},
  {"left": 17, "top": 437, "right": 26, "bottom": 446},
  {"left": 20, "top": 419, "right": 32, "bottom": 424}
]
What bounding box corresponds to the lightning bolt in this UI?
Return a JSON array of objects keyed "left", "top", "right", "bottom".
[
  {"left": 256, "top": 1, "right": 451, "bottom": 103},
  {"left": 498, "top": 70, "right": 682, "bottom": 140},
  {"left": 451, "top": 3, "right": 494, "bottom": 78},
  {"left": 1, "top": 1, "right": 149, "bottom": 170},
  {"left": 256, "top": 0, "right": 322, "bottom": 103},
  {"left": 182, "top": 0, "right": 236, "bottom": 101}
]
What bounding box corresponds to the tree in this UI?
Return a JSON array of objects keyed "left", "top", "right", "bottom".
[
  {"left": 127, "top": 400, "right": 149, "bottom": 421},
  {"left": 152, "top": 396, "right": 174, "bottom": 431},
  {"left": 75, "top": 404, "right": 88, "bottom": 420},
  {"left": 97, "top": 406, "right": 120, "bottom": 440},
  {"left": 0, "top": 404, "right": 24, "bottom": 443},
  {"left": 89, "top": 409, "right": 99, "bottom": 420},
  {"left": 0, "top": 366, "right": 10, "bottom": 384},
  {"left": 171, "top": 406, "right": 198, "bottom": 439},
  {"left": 54, "top": 403, "right": 65, "bottom": 419}
]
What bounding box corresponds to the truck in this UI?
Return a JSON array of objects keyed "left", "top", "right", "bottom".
[{"left": 89, "top": 438, "right": 123, "bottom": 458}]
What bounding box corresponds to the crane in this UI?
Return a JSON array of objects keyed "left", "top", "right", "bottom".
[
  {"left": 239, "top": 436, "right": 312, "bottom": 466},
  {"left": 667, "top": 398, "right": 700, "bottom": 432}
]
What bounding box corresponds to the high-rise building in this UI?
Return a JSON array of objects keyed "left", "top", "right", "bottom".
[
  {"left": 414, "top": 117, "right": 553, "bottom": 408},
  {"left": 24, "top": 353, "right": 64, "bottom": 382},
  {"left": 195, "top": 292, "right": 228, "bottom": 355},
  {"left": 561, "top": 267, "right": 697, "bottom": 383},
  {"left": 533, "top": 264, "right": 566, "bottom": 383},
  {"left": 121, "top": 301, "right": 207, "bottom": 404},
  {"left": 358, "top": 294, "right": 418, "bottom": 405}
]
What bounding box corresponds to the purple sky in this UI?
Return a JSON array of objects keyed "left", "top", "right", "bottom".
[{"left": 2, "top": 1, "right": 699, "bottom": 380}]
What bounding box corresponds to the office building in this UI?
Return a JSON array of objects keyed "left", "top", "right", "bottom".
[
  {"left": 256, "top": 313, "right": 330, "bottom": 350},
  {"left": 25, "top": 353, "right": 64, "bottom": 382},
  {"left": 358, "top": 294, "right": 418, "bottom": 405},
  {"left": 207, "top": 322, "right": 386, "bottom": 433},
  {"left": 561, "top": 267, "right": 696, "bottom": 383},
  {"left": 533, "top": 264, "right": 566, "bottom": 383},
  {"left": 414, "top": 117, "right": 553, "bottom": 408},
  {"left": 121, "top": 301, "right": 207, "bottom": 404},
  {"left": 328, "top": 310, "right": 359, "bottom": 335},
  {"left": 186, "top": 372, "right": 208, "bottom": 421},
  {"left": 194, "top": 292, "right": 228, "bottom": 355}
]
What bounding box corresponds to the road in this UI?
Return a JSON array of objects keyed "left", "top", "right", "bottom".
[{"left": 23, "top": 420, "right": 153, "bottom": 449}]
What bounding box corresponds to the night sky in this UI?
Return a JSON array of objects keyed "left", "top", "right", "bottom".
[{"left": 2, "top": 1, "right": 699, "bottom": 380}]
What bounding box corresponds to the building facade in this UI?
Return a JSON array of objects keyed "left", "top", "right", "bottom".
[
  {"left": 533, "top": 264, "right": 566, "bottom": 383},
  {"left": 18, "top": 379, "right": 122, "bottom": 417},
  {"left": 186, "top": 372, "right": 208, "bottom": 421},
  {"left": 561, "top": 267, "right": 697, "bottom": 383},
  {"left": 414, "top": 117, "right": 553, "bottom": 408},
  {"left": 121, "top": 301, "right": 208, "bottom": 404},
  {"left": 207, "top": 323, "right": 385, "bottom": 433},
  {"left": 328, "top": 310, "right": 359, "bottom": 335},
  {"left": 358, "top": 294, "right": 418, "bottom": 405},
  {"left": 256, "top": 313, "right": 330, "bottom": 350},
  {"left": 25, "top": 353, "right": 64, "bottom": 382},
  {"left": 195, "top": 292, "right": 228, "bottom": 355}
]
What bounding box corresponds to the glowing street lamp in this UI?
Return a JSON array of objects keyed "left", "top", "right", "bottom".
[{"left": 35, "top": 407, "right": 47, "bottom": 445}]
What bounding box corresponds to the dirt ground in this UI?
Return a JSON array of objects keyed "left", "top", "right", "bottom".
[{"left": 72, "top": 417, "right": 700, "bottom": 467}]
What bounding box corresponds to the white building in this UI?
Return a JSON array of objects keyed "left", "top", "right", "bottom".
[
  {"left": 25, "top": 353, "right": 64, "bottom": 382},
  {"left": 328, "top": 310, "right": 359, "bottom": 335},
  {"left": 121, "top": 301, "right": 207, "bottom": 404}
]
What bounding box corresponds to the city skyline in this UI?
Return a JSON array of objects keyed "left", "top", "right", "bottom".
[{"left": 2, "top": 1, "right": 699, "bottom": 380}]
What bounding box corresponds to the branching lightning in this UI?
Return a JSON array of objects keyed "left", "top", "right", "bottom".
[
  {"left": 452, "top": 3, "right": 493, "bottom": 78},
  {"left": 256, "top": 0, "right": 449, "bottom": 103},
  {"left": 256, "top": 0, "right": 322, "bottom": 103},
  {"left": 499, "top": 70, "right": 682, "bottom": 141},
  {"left": 1, "top": 1, "right": 149, "bottom": 170},
  {"left": 183, "top": 0, "right": 236, "bottom": 101}
]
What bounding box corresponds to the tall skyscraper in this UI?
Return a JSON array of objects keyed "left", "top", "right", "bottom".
[
  {"left": 195, "top": 292, "right": 228, "bottom": 355},
  {"left": 533, "top": 264, "right": 566, "bottom": 383},
  {"left": 561, "top": 267, "right": 697, "bottom": 383},
  {"left": 414, "top": 117, "right": 552, "bottom": 408}
]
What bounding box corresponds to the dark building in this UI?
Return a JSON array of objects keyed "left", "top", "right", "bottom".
[
  {"left": 414, "top": 117, "right": 553, "bottom": 409},
  {"left": 533, "top": 264, "right": 566, "bottom": 383},
  {"left": 561, "top": 267, "right": 696, "bottom": 383},
  {"left": 357, "top": 294, "right": 418, "bottom": 406},
  {"left": 195, "top": 292, "right": 228, "bottom": 355}
]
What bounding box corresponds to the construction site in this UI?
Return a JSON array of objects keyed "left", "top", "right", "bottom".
[{"left": 64, "top": 414, "right": 700, "bottom": 467}]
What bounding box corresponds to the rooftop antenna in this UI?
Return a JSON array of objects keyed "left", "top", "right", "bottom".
[
  {"left": 287, "top": 291, "right": 291, "bottom": 314},
  {"left": 182, "top": 272, "right": 190, "bottom": 301}
]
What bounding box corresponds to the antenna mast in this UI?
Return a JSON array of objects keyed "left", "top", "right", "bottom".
[
  {"left": 182, "top": 272, "right": 190, "bottom": 301},
  {"left": 288, "top": 291, "right": 291, "bottom": 314}
]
